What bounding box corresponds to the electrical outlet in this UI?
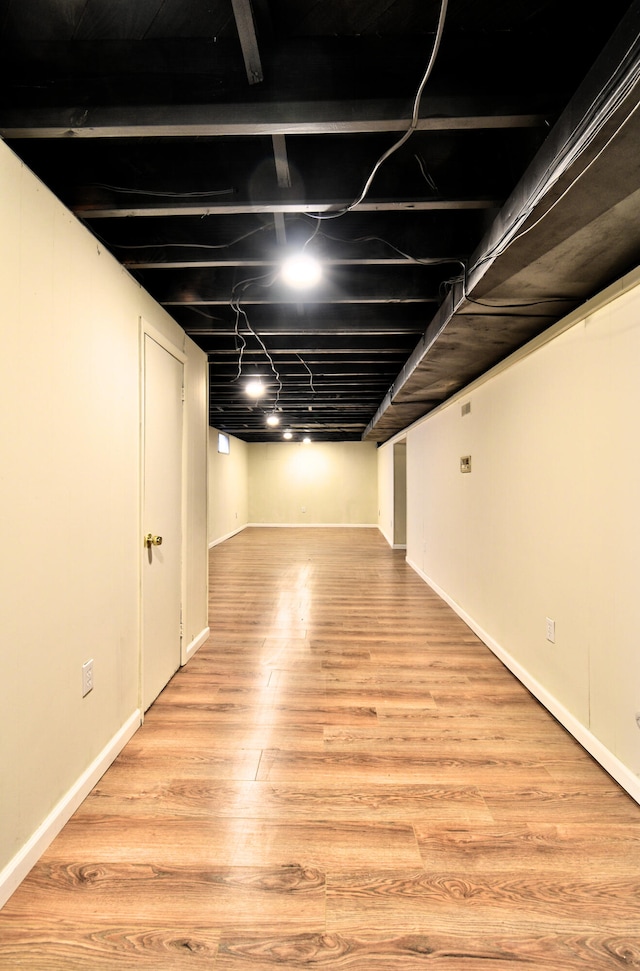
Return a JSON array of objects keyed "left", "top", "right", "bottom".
[
  {"left": 82, "top": 659, "right": 94, "bottom": 697},
  {"left": 545, "top": 618, "right": 556, "bottom": 643}
]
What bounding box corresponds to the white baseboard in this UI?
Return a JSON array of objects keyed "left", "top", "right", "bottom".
[
  {"left": 407, "top": 557, "right": 640, "bottom": 806},
  {"left": 377, "top": 525, "right": 406, "bottom": 550},
  {"left": 0, "top": 710, "right": 141, "bottom": 909},
  {"left": 378, "top": 525, "right": 393, "bottom": 548},
  {"left": 183, "top": 626, "right": 210, "bottom": 664},
  {"left": 248, "top": 523, "right": 378, "bottom": 528},
  {"left": 208, "top": 524, "right": 247, "bottom": 548}
]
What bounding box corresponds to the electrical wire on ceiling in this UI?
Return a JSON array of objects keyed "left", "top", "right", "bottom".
[
  {"left": 303, "top": 216, "right": 465, "bottom": 271},
  {"left": 467, "top": 36, "right": 640, "bottom": 282},
  {"left": 229, "top": 271, "right": 283, "bottom": 409},
  {"left": 231, "top": 308, "right": 248, "bottom": 381},
  {"left": 414, "top": 153, "right": 440, "bottom": 194},
  {"left": 90, "top": 183, "right": 235, "bottom": 198},
  {"left": 294, "top": 11, "right": 640, "bottom": 320},
  {"left": 183, "top": 306, "right": 231, "bottom": 322},
  {"left": 460, "top": 292, "right": 579, "bottom": 310},
  {"left": 305, "top": 216, "right": 579, "bottom": 310},
  {"left": 111, "top": 222, "right": 277, "bottom": 251},
  {"left": 296, "top": 354, "right": 317, "bottom": 395},
  {"left": 310, "top": 0, "right": 449, "bottom": 221}
]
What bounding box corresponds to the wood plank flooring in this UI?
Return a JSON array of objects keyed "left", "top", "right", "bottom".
[{"left": 1, "top": 526, "right": 640, "bottom": 969}]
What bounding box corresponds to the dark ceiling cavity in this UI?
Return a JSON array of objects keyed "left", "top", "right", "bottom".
[{"left": 1, "top": 0, "right": 639, "bottom": 442}]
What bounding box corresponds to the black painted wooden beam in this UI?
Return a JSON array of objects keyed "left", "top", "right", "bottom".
[
  {"left": 0, "top": 98, "right": 545, "bottom": 139},
  {"left": 231, "top": 0, "right": 264, "bottom": 84}
]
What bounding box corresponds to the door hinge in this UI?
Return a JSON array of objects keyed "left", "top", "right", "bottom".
[{"left": 181, "top": 385, "right": 185, "bottom": 402}]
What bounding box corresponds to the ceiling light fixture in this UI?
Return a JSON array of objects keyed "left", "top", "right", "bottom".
[
  {"left": 283, "top": 430, "right": 293, "bottom": 440},
  {"left": 281, "top": 254, "right": 322, "bottom": 289},
  {"left": 245, "top": 378, "right": 265, "bottom": 397},
  {"left": 302, "top": 437, "right": 311, "bottom": 445},
  {"left": 266, "top": 413, "right": 280, "bottom": 426}
]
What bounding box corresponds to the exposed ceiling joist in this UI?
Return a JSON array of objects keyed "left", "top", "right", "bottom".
[
  {"left": 162, "top": 296, "right": 438, "bottom": 306},
  {"left": 271, "top": 134, "right": 292, "bottom": 189},
  {"left": 125, "top": 257, "right": 461, "bottom": 269},
  {"left": 77, "top": 199, "right": 499, "bottom": 218},
  {"left": 230, "top": 0, "right": 264, "bottom": 85},
  {"left": 0, "top": 98, "right": 547, "bottom": 140}
]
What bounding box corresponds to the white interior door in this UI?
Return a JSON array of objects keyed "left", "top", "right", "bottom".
[{"left": 142, "top": 329, "right": 184, "bottom": 711}]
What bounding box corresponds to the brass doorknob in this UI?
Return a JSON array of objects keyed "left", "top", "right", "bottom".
[{"left": 144, "top": 533, "right": 163, "bottom": 548}]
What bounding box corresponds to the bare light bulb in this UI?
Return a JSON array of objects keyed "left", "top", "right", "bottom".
[
  {"left": 302, "top": 437, "right": 311, "bottom": 445},
  {"left": 281, "top": 254, "right": 322, "bottom": 289},
  {"left": 283, "top": 430, "right": 293, "bottom": 440},
  {"left": 246, "top": 378, "right": 264, "bottom": 398},
  {"left": 266, "top": 414, "right": 280, "bottom": 427}
]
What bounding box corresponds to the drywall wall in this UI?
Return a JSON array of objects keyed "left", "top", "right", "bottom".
[
  {"left": 0, "top": 140, "right": 208, "bottom": 903},
  {"left": 378, "top": 439, "right": 407, "bottom": 547},
  {"left": 393, "top": 442, "right": 407, "bottom": 546},
  {"left": 405, "top": 267, "right": 640, "bottom": 798},
  {"left": 208, "top": 428, "right": 249, "bottom": 545},
  {"left": 184, "top": 348, "right": 210, "bottom": 657},
  {"left": 377, "top": 440, "right": 395, "bottom": 546},
  {"left": 376, "top": 443, "right": 394, "bottom": 546},
  {"left": 248, "top": 441, "right": 378, "bottom": 525}
]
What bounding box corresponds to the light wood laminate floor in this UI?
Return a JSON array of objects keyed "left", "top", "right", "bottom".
[{"left": 1, "top": 527, "right": 640, "bottom": 969}]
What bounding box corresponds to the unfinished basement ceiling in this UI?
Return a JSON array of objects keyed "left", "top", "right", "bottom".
[{"left": 1, "top": 0, "right": 639, "bottom": 442}]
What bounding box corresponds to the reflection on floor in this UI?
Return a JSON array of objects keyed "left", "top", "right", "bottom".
[{"left": 1, "top": 527, "right": 639, "bottom": 969}]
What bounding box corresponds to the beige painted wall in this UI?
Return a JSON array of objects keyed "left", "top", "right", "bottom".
[
  {"left": 184, "top": 348, "right": 209, "bottom": 649},
  {"left": 378, "top": 439, "right": 407, "bottom": 547},
  {"left": 393, "top": 442, "right": 407, "bottom": 546},
  {"left": 0, "top": 140, "right": 208, "bottom": 900},
  {"left": 208, "top": 428, "right": 250, "bottom": 545},
  {"left": 405, "top": 267, "right": 640, "bottom": 795},
  {"left": 377, "top": 440, "right": 395, "bottom": 546},
  {"left": 248, "top": 441, "right": 378, "bottom": 525}
]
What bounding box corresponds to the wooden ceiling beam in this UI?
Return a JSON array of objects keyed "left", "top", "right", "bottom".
[
  {"left": 185, "top": 324, "right": 424, "bottom": 337},
  {"left": 231, "top": 0, "right": 264, "bottom": 85},
  {"left": 0, "top": 98, "right": 545, "bottom": 139},
  {"left": 125, "top": 256, "right": 462, "bottom": 269},
  {"left": 162, "top": 296, "right": 437, "bottom": 306},
  {"left": 272, "top": 134, "right": 292, "bottom": 189},
  {"left": 78, "top": 198, "right": 498, "bottom": 218}
]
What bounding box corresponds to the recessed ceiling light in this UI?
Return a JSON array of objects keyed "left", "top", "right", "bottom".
[{"left": 281, "top": 254, "right": 322, "bottom": 289}]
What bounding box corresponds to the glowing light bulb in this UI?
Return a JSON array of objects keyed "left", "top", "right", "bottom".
[
  {"left": 246, "top": 378, "right": 264, "bottom": 398},
  {"left": 283, "top": 430, "right": 293, "bottom": 440},
  {"left": 302, "top": 437, "right": 311, "bottom": 445},
  {"left": 281, "top": 254, "right": 322, "bottom": 289},
  {"left": 266, "top": 414, "right": 280, "bottom": 427}
]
